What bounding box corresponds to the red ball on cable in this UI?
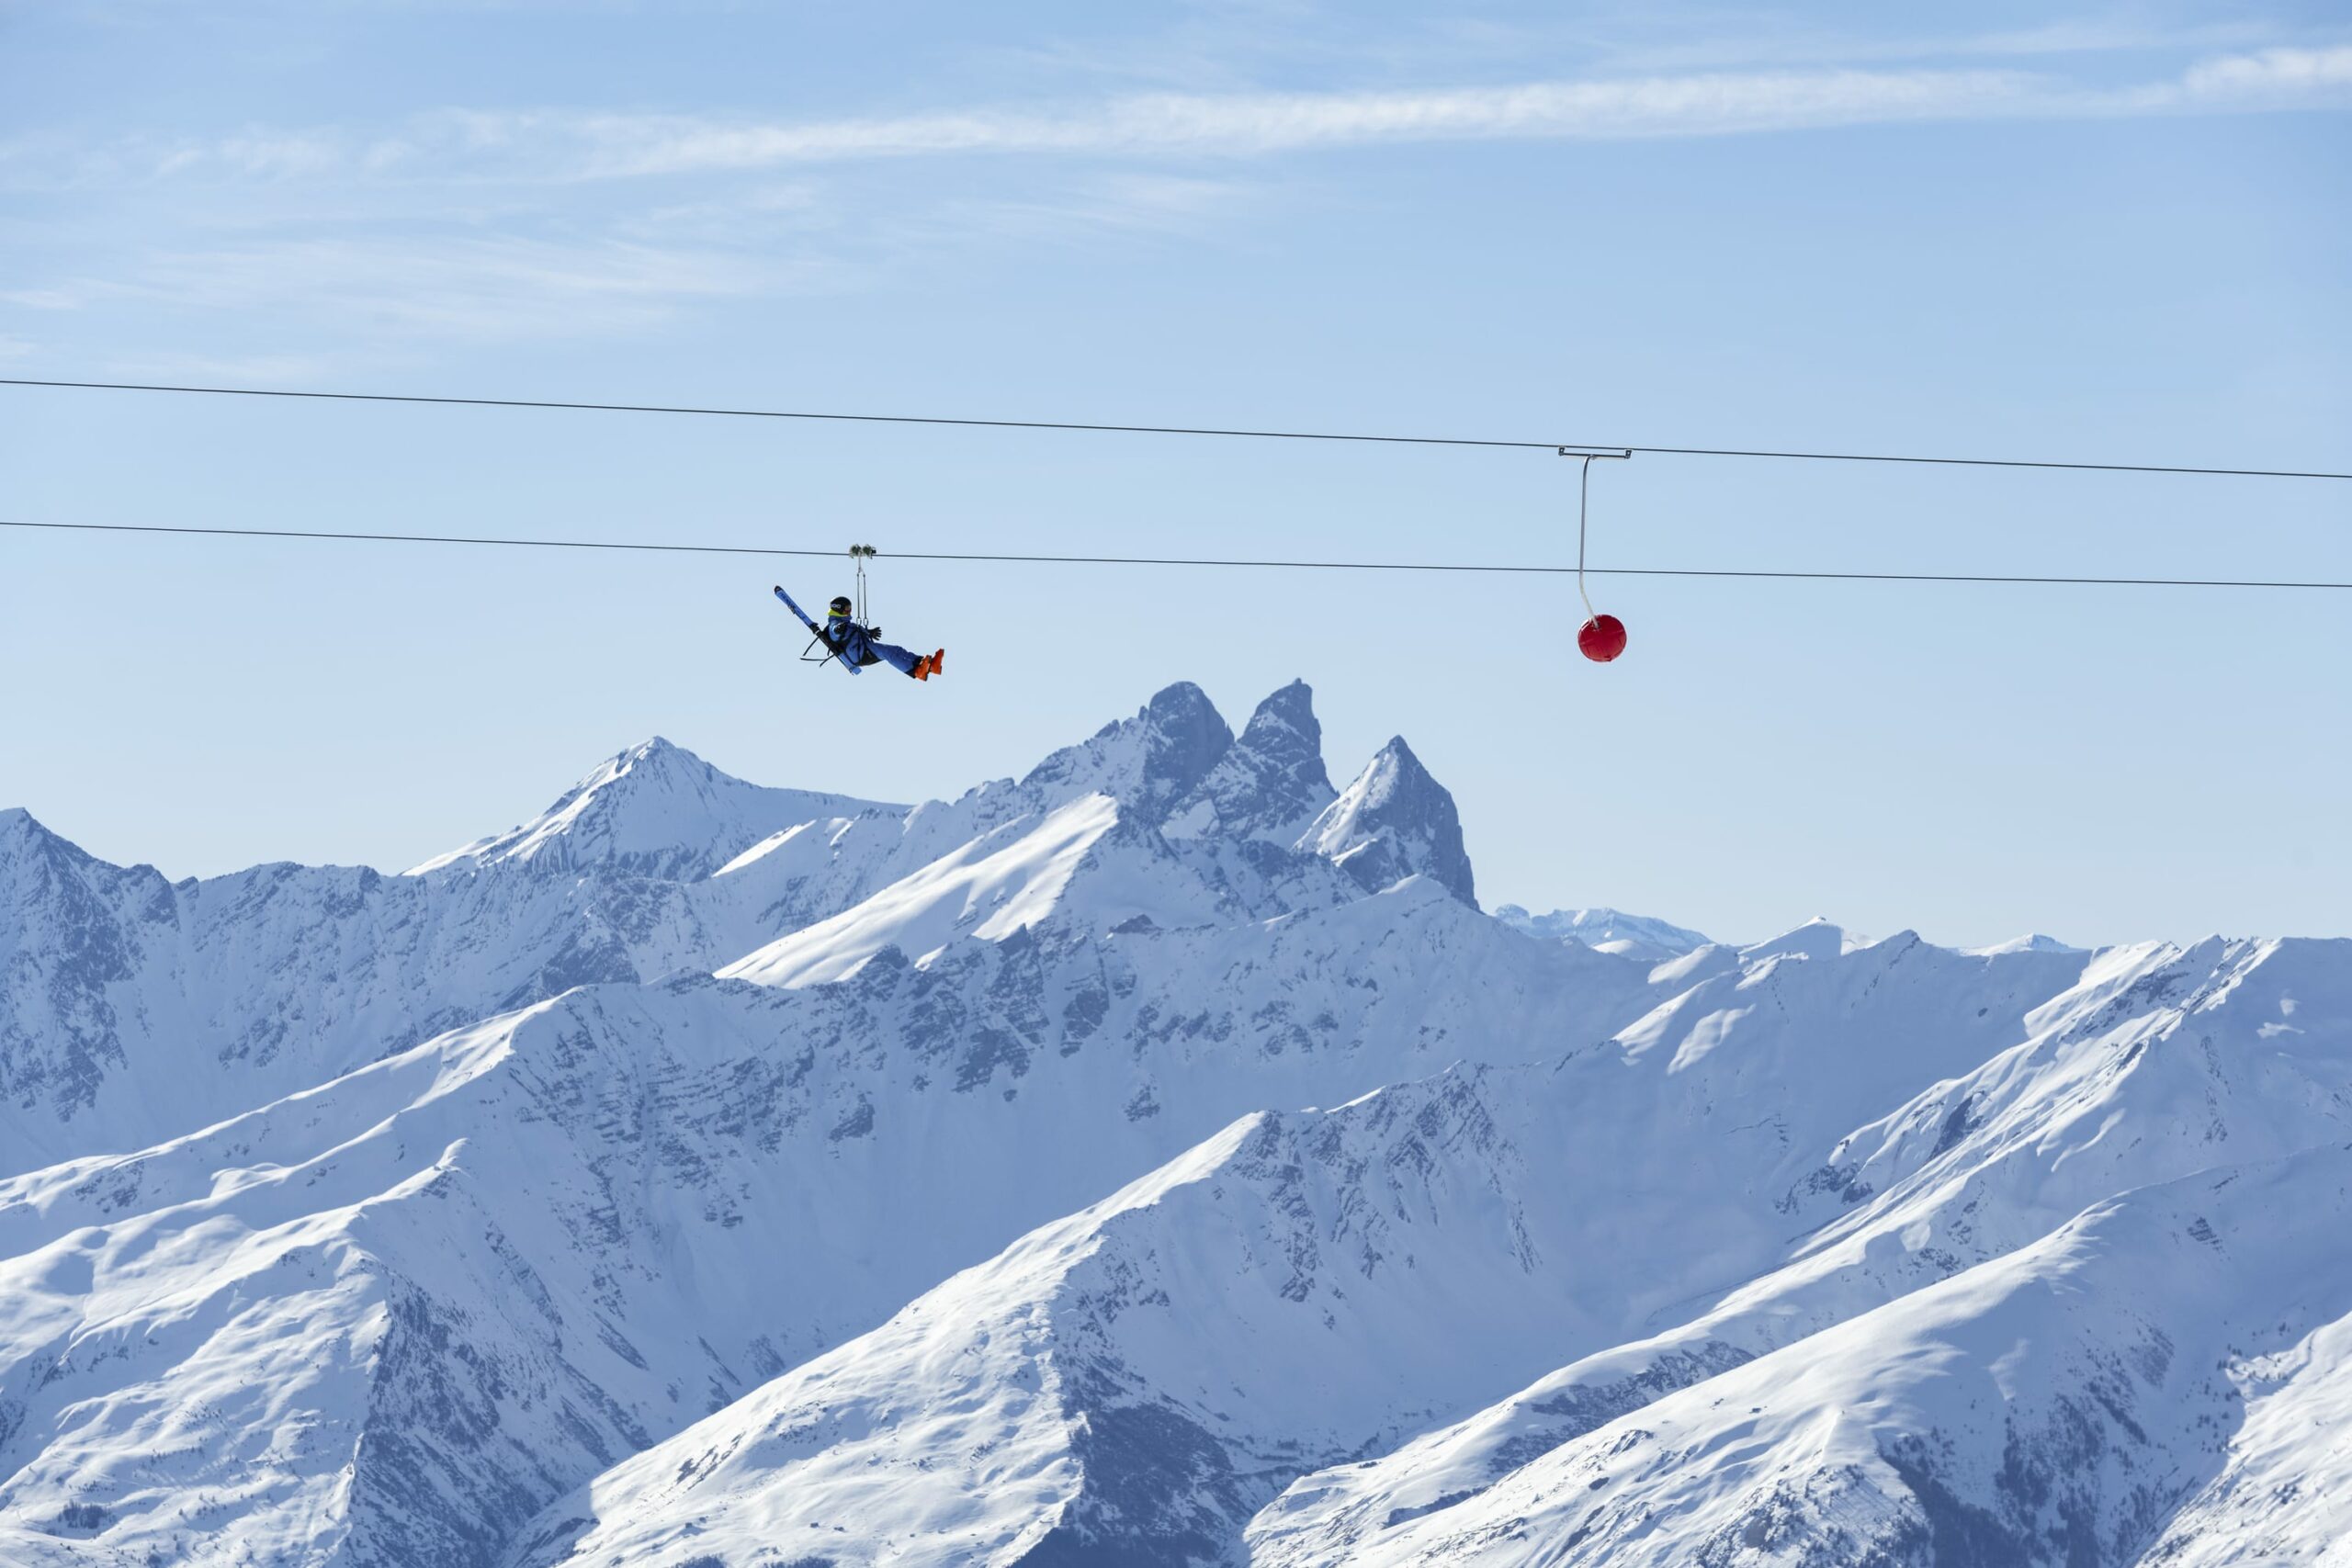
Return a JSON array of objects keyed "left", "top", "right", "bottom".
[
  {"left": 1577, "top": 614, "right": 1628, "bottom": 663},
  {"left": 1564, "top": 449, "right": 1634, "bottom": 666}
]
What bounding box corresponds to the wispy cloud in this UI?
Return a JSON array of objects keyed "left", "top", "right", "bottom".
[
  {"left": 15, "top": 44, "right": 2340, "bottom": 192},
  {"left": 40, "top": 234, "right": 796, "bottom": 342},
  {"left": 2177, "top": 42, "right": 2352, "bottom": 99},
  {"left": 956, "top": 8, "right": 2294, "bottom": 100},
  {"left": 574, "top": 45, "right": 2352, "bottom": 175},
  {"left": 0, "top": 288, "right": 84, "bottom": 310},
  {"left": 546, "top": 67, "right": 2049, "bottom": 177},
  {"left": 6, "top": 38, "right": 2343, "bottom": 366},
  {"left": 1552, "top": 15, "right": 2298, "bottom": 75}
]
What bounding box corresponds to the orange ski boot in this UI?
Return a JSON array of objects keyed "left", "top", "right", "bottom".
[{"left": 930, "top": 649, "right": 946, "bottom": 675}]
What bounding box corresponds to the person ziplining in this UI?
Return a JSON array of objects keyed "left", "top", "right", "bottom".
[
  {"left": 801, "top": 591, "right": 943, "bottom": 680},
  {"left": 774, "top": 555, "right": 944, "bottom": 682}
]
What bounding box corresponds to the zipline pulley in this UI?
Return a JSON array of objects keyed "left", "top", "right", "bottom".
[
  {"left": 849, "top": 543, "right": 876, "bottom": 623},
  {"left": 1559, "top": 448, "right": 1633, "bottom": 662}
]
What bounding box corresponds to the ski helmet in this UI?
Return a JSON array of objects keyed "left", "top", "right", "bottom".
[{"left": 829, "top": 595, "right": 854, "bottom": 618}]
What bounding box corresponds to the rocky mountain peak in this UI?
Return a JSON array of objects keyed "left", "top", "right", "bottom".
[
  {"left": 1163, "top": 679, "right": 1336, "bottom": 843},
  {"left": 1297, "top": 735, "right": 1476, "bottom": 907},
  {"left": 404, "top": 737, "right": 891, "bottom": 882},
  {"left": 1017, "top": 681, "right": 1236, "bottom": 823}
]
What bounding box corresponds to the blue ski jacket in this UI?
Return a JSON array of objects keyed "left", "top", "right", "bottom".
[
  {"left": 775, "top": 586, "right": 888, "bottom": 674},
  {"left": 822, "top": 618, "right": 879, "bottom": 672}
]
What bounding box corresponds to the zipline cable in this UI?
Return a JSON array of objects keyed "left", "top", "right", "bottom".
[
  {"left": 6, "top": 518, "right": 2347, "bottom": 592},
  {"left": 5, "top": 378, "right": 2348, "bottom": 481}
]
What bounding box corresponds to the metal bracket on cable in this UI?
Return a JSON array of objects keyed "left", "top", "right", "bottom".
[{"left": 848, "top": 543, "right": 877, "bottom": 622}]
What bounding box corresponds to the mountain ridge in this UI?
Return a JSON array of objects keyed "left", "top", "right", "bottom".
[{"left": 1, "top": 682, "right": 2344, "bottom": 1567}]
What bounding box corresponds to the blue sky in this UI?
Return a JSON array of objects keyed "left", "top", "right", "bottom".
[{"left": 3, "top": 0, "right": 2347, "bottom": 946}]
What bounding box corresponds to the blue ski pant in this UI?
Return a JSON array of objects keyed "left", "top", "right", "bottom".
[{"left": 863, "top": 641, "right": 924, "bottom": 677}]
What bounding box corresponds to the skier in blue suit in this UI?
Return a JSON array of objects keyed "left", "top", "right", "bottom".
[{"left": 775, "top": 586, "right": 944, "bottom": 682}]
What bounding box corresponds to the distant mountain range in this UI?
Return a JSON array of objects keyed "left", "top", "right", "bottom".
[
  {"left": 2, "top": 680, "right": 2343, "bottom": 1567},
  {"left": 1492, "top": 903, "right": 1714, "bottom": 963}
]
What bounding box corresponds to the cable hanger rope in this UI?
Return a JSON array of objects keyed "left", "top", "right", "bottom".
[
  {"left": 1570, "top": 449, "right": 1633, "bottom": 619},
  {"left": 4, "top": 378, "right": 2347, "bottom": 481},
  {"left": 6, "top": 518, "right": 2346, "bottom": 592}
]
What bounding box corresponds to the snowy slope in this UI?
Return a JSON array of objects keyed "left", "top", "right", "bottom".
[
  {"left": 0, "top": 747, "right": 913, "bottom": 1166},
  {"left": 0, "top": 681, "right": 1658, "bottom": 1565},
  {"left": 0, "top": 683, "right": 1434, "bottom": 1168},
  {"left": 509, "top": 1075, "right": 1589, "bottom": 1568},
  {"left": 1494, "top": 904, "right": 1713, "bottom": 962},
  {"left": 514, "top": 933, "right": 2352, "bottom": 1568},
  {"left": 719, "top": 794, "right": 1183, "bottom": 989},
  {"left": 1251, "top": 934, "right": 2352, "bottom": 1565},
  {"left": 1251, "top": 1144, "right": 2352, "bottom": 1566},
  {"left": 2143, "top": 1302, "right": 2352, "bottom": 1564},
  {"left": 1965, "top": 931, "right": 2090, "bottom": 955},
  {"left": 404, "top": 737, "right": 893, "bottom": 880},
  {"left": 0, "top": 907, "right": 1638, "bottom": 1565},
  {"left": 2, "top": 680, "right": 2346, "bottom": 1568},
  {"left": 1299, "top": 736, "right": 1476, "bottom": 907}
]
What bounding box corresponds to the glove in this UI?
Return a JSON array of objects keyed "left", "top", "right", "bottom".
[{"left": 866, "top": 626, "right": 882, "bottom": 638}]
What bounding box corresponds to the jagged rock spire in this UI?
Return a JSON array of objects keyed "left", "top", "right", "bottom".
[{"left": 1298, "top": 736, "right": 1476, "bottom": 907}]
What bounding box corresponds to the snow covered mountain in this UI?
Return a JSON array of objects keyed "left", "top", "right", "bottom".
[
  {"left": 1299, "top": 735, "right": 1476, "bottom": 908},
  {"left": 0, "top": 750, "right": 900, "bottom": 1168},
  {"left": 404, "top": 737, "right": 889, "bottom": 881},
  {"left": 0, "top": 682, "right": 1410, "bottom": 1167},
  {"left": 1249, "top": 934, "right": 2352, "bottom": 1564},
  {"left": 1493, "top": 905, "right": 1713, "bottom": 962},
  {"left": 1, "top": 680, "right": 2345, "bottom": 1567},
  {"left": 1257, "top": 1138, "right": 2352, "bottom": 1566}
]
